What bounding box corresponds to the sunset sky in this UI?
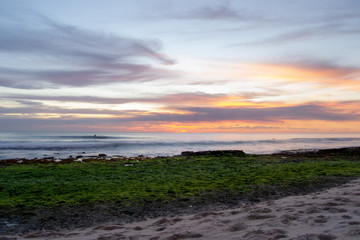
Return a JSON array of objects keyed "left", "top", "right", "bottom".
[{"left": 1, "top": 0, "right": 360, "bottom": 133}]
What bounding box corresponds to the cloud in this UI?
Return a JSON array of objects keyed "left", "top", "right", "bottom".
[
  {"left": 239, "top": 59, "right": 360, "bottom": 90},
  {"left": 166, "top": 1, "right": 266, "bottom": 22},
  {"left": 0, "top": 8, "right": 176, "bottom": 89},
  {"left": 251, "top": 23, "right": 360, "bottom": 46},
  {"left": 2, "top": 92, "right": 227, "bottom": 106},
  {"left": 0, "top": 117, "right": 109, "bottom": 132},
  {"left": 201, "top": 125, "right": 312, "bottom": 131},
  {"left": 189, "top": 5, "right": 253, "bottom": 20},
  {"left": 232, "top": 8, "right": 360, "bottom": 47},
  {"left": 1, "top": 100, "right": 359, "bottom": 132},
  {"left": 0, "top": 64, "right": 175, "bottom": 89},
  {"left": 4, "top": 92, "right": 359, "bottom": 123},
  {"left": 288, "top": 59, "right": 360, "bottom": 79},
  {"left": 129, "top": 103, "right": 360, "bottom": 122},
  {"left": 0, "top": 105, "right": 118, "bottom": 116}
]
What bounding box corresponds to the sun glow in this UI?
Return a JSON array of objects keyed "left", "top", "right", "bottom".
[{"left": 242, "top": 63, "right": 360, "bottom": 90}]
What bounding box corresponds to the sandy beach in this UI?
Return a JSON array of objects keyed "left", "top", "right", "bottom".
[{"left": 3, "top": 178, "right": 359, "bottom": 240}]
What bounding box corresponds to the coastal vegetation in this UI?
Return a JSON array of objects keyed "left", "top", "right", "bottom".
[{"left": 0, "top": 148, "right": 360, "bottom": 233}]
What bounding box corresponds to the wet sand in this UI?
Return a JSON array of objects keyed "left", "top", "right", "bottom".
[{"left": 5, "top": 178, "right": 360, "bottom": 240}]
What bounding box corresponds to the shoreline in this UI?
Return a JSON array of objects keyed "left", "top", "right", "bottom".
[
  {"left": 1, "top": 132, "right": 360, "bottom": 161},
  {"left": 0, "top": 146, "right": 359, "bottom": 165},
  {"left": 1, "top": 147, "right": 360, "bottom": 237}
]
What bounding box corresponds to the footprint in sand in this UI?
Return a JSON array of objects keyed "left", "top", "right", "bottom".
[
  {"left": 333, "top": 197, "right": 351, "bottom": 203},
  {"left": 291, "top": 201, "right": 307, "bottom": 207},
  {"left": 229, "top": 210, "right": 241, "bottom": 215},
  {"left": 227, "top": 222, "right": 248, "bottom": 232},
  {"left": 326, "top": 207, "right": 348, "bottom": 213},
  {"left": 190, "top": 211, "right": 221, "bottom": 220},
  {"left": 283, "top": 207, "right": 297, "bottom": 212},
  {"left": 243, "top": 229, "right": 287, "bottom": 240},
  {"left": 172, "top": 217, "right": 183, "bottom": 223},
  {"left": 165, "top": 232, "right": 203, "bottom": 240},
  {"left": 151, "top": 218, "right": 174, "bottom": 226},
  {"left": 324, "top": 201, "right": 344, "bottom": 207},
  {"left": 247, "top": 213, "right": 276, "bottom": 220},
  {"left": 289, "top": 233, "right": 336, "bottom": 240},
  {"left": 313, "top": 215, "right": 330, "bottom": 224},
  {"left": 280, "top": 214, "right": 299, "bottom": 225},
  {"left": 133, "top": 226, "right": 143, "bottom": 231},
  {"left": 156, "top": 226, "right": 166, "bottom": 232},
  {"left": 220, "top": 219, "right": 232, "bottom": 224},
  {"left": 304, "top": 206, "right": 322, "bottom": 214},
  {"left": 249, "top": 207, "right": 272, "bottom": 214},
  {"left": 96, "top": 233, "right": 126, "bottom": 240},
  {"left": 94, "top": 225, "right": 124, "bottom": 231}
]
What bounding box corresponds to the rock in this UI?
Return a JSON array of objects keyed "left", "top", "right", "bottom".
[
  {"left": 98, "top": 153, "right": 107, "bottom": 157},
  {"left": 181, "top": 151, "right": 195, "bottom": 156},
  {"left": 181, "top": 150, "right": 246, "bottom": 157}
]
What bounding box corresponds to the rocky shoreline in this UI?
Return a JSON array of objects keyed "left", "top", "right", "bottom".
[{"left": 1, "top": 147, "right": 359, "bottom": 166}]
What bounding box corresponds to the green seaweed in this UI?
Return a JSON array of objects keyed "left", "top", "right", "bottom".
[{"left": 1, "top": 153, "right": 360, "bottom": 208}]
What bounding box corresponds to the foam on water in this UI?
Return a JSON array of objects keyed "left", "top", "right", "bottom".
[{"left": 1, "top": 132, "right": 360, "bottom": 160}]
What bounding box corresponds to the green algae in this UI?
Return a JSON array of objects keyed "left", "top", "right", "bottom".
[{"left": 1, "top": 151, "right": 360, "bottom": 209}]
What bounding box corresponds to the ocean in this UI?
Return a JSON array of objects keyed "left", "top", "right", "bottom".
[{"left": 1, "top": 132, "right": 360, "bottom": 160}]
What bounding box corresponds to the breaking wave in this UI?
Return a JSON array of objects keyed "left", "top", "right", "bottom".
[
  {"left": 1, "top": 137, "right": 360, "bottom": 151},
  {"left": 1, "top": 133, "right": 360, "bottom": 159}
]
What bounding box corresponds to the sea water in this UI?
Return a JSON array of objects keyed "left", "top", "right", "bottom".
[{"left": 1, "top": 132, "right": 360, "bottom": 160}]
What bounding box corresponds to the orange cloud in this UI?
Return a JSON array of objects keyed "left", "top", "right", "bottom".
[
  {"left": 239, "top": 61, "right": 360, "bottom": 90},
  {"left": 111, "top": 118, "right": 360, "bottom": 133}
]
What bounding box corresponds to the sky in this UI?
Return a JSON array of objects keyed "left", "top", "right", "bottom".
[{"left": 0, "top": 0, "right": 360, "bottom": 133}]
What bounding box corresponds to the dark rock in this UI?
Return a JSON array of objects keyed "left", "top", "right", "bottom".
[
  {"left": 75, "top": 155, "right": 83, "bottom": 159},
  {"left": 98, "top": 154, "right": 107, "bottom": 157},
  {"left": 181, "top": 151, "right": 195, "bottom": 156},
  {"left": 181, "top": 150, "right": 246, "bottom": 157},
  {"left": 277, "top": 147, "right": 360, "bottom": 158},
  {"left": 318, "top": 147, "right": 360, "bottom": 155}
]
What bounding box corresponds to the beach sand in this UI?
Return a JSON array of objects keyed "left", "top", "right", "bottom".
[{"left": 5, "top": 178, "right": 360, "bottom": 240}]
